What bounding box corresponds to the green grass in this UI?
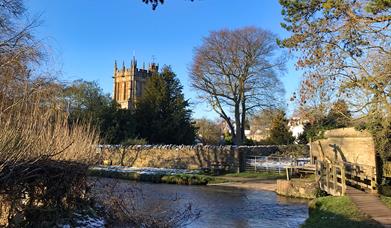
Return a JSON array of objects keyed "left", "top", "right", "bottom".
[
  {"left": 88, "top": 169, "right": 291, "bottom": 185},
  {"left": 88, "top": 169, "right": 223, "bottom": 185},
  {"left": 380, "top": 195, "right": 391, "bottom": 209},
  {"left": 161, "top": 174, "right": 213, "bottom": 185},
  {"left": 302, "top": 196, "right": 382, "bottom": 228},
  {"left": 88, "top": 168, "right": 288, "bottom": 185},
  {"left": 223, "top": 171, "right": 286, "bottom": 179},
  {"left": 88, "top": 169, "right": 162, "bottom": 182}
]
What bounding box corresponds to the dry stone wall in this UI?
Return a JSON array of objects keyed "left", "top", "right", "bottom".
[{"left": 98, "top": 145, "right": 309, "bottom": 171}]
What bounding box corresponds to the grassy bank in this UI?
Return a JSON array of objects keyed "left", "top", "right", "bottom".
[
  {"left": 88, "top": 168, "right": 289, "bottom": 185},
  {"left": 380, "top": 195, "right": 391, "bottom": 209},
  {"left": 302, "top": 196, "right": 382, "bottom": 228},
  {"left": 88, "top": 169, "right": 227, "bottom": 185}
]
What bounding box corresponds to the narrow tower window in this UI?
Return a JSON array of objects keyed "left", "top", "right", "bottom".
[{"left": 123, "top": 82, "right": 126, "bottom": 100}]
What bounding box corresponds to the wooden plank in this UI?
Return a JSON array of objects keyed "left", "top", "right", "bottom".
[
  {"left": 347, "top": 186, "right": 391, "bottom": 226},
  {"left": 346, "top": 180, "right": 373, "bottom": 190},
  {"left": 345, "top": 172, "right": 374, "bottom": 180}
]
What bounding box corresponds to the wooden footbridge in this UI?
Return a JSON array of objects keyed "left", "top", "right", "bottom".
[
  {"left": 316, "top": 160, "right": 391, "bottom": 227},
  {"left": 316, "top": 160, "right": 377, "bottom": 196}
]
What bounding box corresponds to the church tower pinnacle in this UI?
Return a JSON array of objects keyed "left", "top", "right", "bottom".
[{"left": 113, "top": 56, "right": 158, "bottom": 109}]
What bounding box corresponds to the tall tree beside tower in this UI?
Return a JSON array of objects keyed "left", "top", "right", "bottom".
[{"left": 135, "top": 66, "right": 196, "bottom": 144}]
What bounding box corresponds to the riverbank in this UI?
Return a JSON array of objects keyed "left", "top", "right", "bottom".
[
  {"left": 89, "top": 166, "right": 315, "bottom": 195},
  {"left": 275, "top": 178, "right": 317, "bottom": 199},
  {"left": 88, "top": 167, "right": 221, "bottom": 185},
  {"left": 302, "top": 196, "right": 383, "bottom": 228},
  {"left": 88, "top": 166, "right": 287, "bottom": 186}
]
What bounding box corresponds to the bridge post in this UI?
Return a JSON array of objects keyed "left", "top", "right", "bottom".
[
  {"left": 254, "top": 156, "right": 257, "bottom": 172},
  {"left": 332, "top": 164, "right": 337, "bottom": 195},
  {"left": 370, "top": 166, "right": 376, "bottom": 193},
  {"left": 286, "top": 167, "right": 288, "bottom": 180},
  {"left": 325, "top": 162, "right": 330, "bottom": 193},
  {"left": 341, "top": 164, "right": 346, "bottom": 195}
]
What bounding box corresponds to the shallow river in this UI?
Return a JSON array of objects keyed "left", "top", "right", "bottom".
[{"left": 95, "top": 179, "right": 309, "bottom": 228}]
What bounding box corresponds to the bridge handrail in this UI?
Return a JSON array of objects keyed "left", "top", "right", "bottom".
[{"left": 316, "top": 160, "right": 377, "bottom": 196}]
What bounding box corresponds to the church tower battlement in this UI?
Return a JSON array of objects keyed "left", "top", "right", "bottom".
[{"left": 113, "top": 57, "right": 158, "bottom": 109}]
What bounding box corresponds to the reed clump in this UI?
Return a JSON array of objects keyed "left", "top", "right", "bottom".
[{"left": 0, "top": 75, "right": 100, "bottom": 226}]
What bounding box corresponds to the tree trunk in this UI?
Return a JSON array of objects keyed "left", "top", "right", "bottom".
[
  {"left": 241, "top": 97, "right": 246, "bottom": 143},
  {"left": 234, "top": 102, "right": 242, "bottom": 145}
]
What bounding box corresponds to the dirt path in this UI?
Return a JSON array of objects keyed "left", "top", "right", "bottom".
[
  {"left": 208, "top": 177, "right": 277, "bottom": 192},
  {"left": 346, "top": 186, "right": 391, "bottom": 227}
]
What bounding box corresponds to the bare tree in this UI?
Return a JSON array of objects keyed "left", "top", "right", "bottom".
[
  {"left": 190, "top": 27, "right": 285, "bottom": 145},
  {"left": 279, "top": 0, "right": 391, "bottom": 118},
  {"left": 195, "top": 118, "right": 222, "bottom": 145},
  {"left": 0, "top": 2, "right": 100, "bottom": 225}
]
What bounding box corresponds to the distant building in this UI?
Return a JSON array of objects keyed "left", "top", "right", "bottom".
[
  {"left": 217, "top": 119, "right": 232, "bottom": 135},
  {"left": 246, "top": 128, "right": 270, "bottom": 141},
  {"left": 113, "top": 57, "right": 158, "bottom": 109}
]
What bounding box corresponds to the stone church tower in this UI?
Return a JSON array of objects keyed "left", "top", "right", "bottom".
[{"left": 113, "top": 57, "right": 158, "bottom": 109}]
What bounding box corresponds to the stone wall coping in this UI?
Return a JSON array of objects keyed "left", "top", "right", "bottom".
[
  {"left": 97, "top": 144, "right": 307, "bottom": 150},
  {"left": 323, "top": 127, "right": 372, "bottom": 138}
]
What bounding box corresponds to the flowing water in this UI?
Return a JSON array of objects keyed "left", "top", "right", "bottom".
[{"left": 95, "top": 179, "right": 309, "bottom": 228}]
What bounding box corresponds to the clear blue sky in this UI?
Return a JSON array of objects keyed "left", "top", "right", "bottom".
[{"left": 27, "top": 0, "right": 302, "bottom": 119}]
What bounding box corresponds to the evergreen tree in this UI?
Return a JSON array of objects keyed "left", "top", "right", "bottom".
[
  {"left": 268, "top": 110, "right": 295, "bottom": 145},
  {"left": 135, "top": 66, "right": 196, "bottom": 144},
  {"left": 99, "top": 101, "right": 136, "bottom": 144}
]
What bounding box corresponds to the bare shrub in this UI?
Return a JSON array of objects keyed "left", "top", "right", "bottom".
[
  {"left": 0, "top": 80, "right": 99, "bottom": 170},
  {"left": 0, "top": 1, "right": 99, "bottom": 224},
  {"left": 0, "top": 76, "right": 100, "bottom": 226},
  {"left": 0, "top": 160, "right": 90, "bottom": 226}
]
